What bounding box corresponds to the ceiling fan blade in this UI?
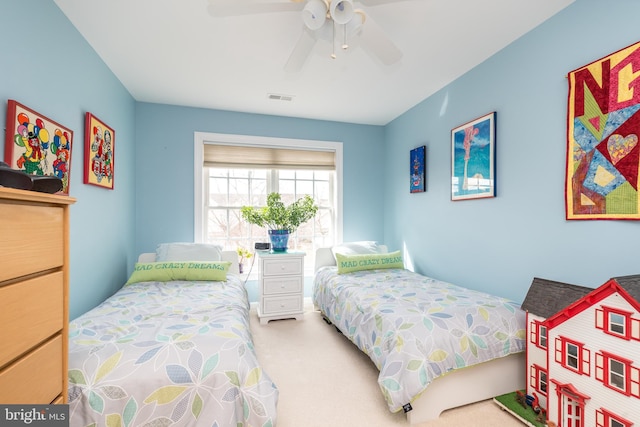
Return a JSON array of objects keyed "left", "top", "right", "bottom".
[
  {"left": 284, "top": 28, "right": 318, "bottom": 73},
  {"left": 207, "top": 0, "right": 303, "bottom": 17},
  {"left": 359, "top": 16, "right": 402, "bottom": 65},
  {"left": 357, "top": 0, "right": 415, "bottom": 6}
]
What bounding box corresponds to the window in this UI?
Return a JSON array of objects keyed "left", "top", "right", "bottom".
[
  {"left": 567, "top": 342, "right": 579, "bottom": 369},
  {"left": 540, "top": 325, "right": 548, "bottom": 348},
  {"left": 530, "top": 365, "right": 548, "bottom": 395},
  {"left": 609, "top": 312, "right": 625, "bottom": 335},
  {"left": 596, "top": 408, "right": 633, "bottom": 427},
  {"left": 539, "top": 370, "right": 548, "bottom": 394},
  {"left": 595, "top": 351, "right": 640, "bottom": 396},
  {"left": 193, "top": 132, "right": 343, "bottom": 275},
  {"left": 529, "top": 321, "right": 548, "bottom": 349},
  {"left": 555, "top": 337, "right": 590, "bottom": 375},
  {"left": 596, "top": 306, "right": 637, "bottom": 340},
  {"left": 204, "top": 168, "right": 335, "bottom": 272}
]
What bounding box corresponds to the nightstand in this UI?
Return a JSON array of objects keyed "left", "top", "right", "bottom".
[{"left": 257, "top": 251, "right": 305, "bottom": 324}]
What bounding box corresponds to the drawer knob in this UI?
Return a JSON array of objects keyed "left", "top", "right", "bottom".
[{"left": 280, "top": 303, "right": 285, "bottom": 308}]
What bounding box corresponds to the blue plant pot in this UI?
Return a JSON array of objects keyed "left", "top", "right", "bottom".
[{"left": 269, "top": 229, "right": 290, "bottom": 252}]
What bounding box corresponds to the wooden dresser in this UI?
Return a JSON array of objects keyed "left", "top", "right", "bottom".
[{"left": 0, "top": 187, "right": 75, "bottom": 404}]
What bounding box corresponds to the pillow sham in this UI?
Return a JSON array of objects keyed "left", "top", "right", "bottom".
[
  {"left": 126, "top": 261, "right": 231, "bottom": 285},
  {"left": 331, "top": 241, "right": 384, "bottom": 259},
  {"left": 335, "top": 250, "right": 403, "bottom": 274},
  {"left": 155, "top": 242, "right": 223, "bottom": 262}
]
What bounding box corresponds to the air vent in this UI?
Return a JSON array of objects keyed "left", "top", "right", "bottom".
[{"left": 267, "top": 93, "right": 294, "bottom": 102}]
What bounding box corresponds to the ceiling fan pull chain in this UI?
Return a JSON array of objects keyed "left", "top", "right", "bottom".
[
  {"left": 331, "top": 20, "right": 337, "bottom": 59},
  {"left": 342, "top": 23, "right": 349, "bottom": 50}
]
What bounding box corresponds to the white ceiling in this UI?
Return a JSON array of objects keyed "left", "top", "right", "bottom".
[{"left": 54, "top": 0, "right": 574, "bottom": 126}]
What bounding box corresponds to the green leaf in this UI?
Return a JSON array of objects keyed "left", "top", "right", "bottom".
[
  {"left": 95, "top": 352, "right": 123, "bottom": 383},
  {"left": 143, "top": 386, "right": 187, "bottom": 404},
  {"left": 192, "top": 393, "right": 203, "bottom": 419},
  {"left": 68, "top": 369, "right": 87, "bottom": 385}
]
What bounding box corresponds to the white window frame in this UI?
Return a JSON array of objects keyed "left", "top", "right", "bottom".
[{"left": 193, "top": 131, "right": 344, "bottom": 246}]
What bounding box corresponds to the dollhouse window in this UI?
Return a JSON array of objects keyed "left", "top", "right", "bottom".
[
  {"left": 530, "top": 365, "right": 548, "bottom": 395},
  {"left": 596, "top": 408, "right": 633, "bottom": 427},
  {"left": 530, "top": 321, "right": 548, "bottom": 349},
  {"left": 567, "top": 342, "right": 579, "bottom": 369},
  {"left": 539, "top": 325, "right": 547, "bottom": 348},
  {"left": 539, "top": 370, "right": 548, "bottom": 393},
  {"left": 556, "top": 337, "right": 590, "bottom": 375},
  {"left": 597, "top": 307, "right": 632, "bottom": 339},
  {"left": 608, "top": 358, "right": 625, "bottom": 390},
  {"left": 595, "top": 351, "right": 640, "bottom": 396}
]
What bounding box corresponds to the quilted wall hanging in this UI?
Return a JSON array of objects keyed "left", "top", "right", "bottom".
[{"left": 566, "top": 40, "right": 640, "bottom": 220}]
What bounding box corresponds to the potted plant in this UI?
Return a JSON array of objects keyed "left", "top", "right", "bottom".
[
  {"left": 240, "top": 192, "right": 319, "bottom": 252},
  {"left": 236, "top": 246, "right": 253, "bottom": 274}
]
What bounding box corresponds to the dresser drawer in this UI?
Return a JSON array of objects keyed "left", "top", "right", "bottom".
[
  {"left": 0, "top": 272, "right": 64, "bottom": 368},
  {"left": 262, "top": 295, "right": 303, "bottom": 315},
  {"left": 0, "top": 202, "right": 64, "bottom": 282},
  {"left": 263, "top": 276, "right": 303, "bottom": 295},
  {"left": 262, "top": 257, "right": 303, "bottom": 276},
  {"left": 0, "top": 334, "right": 63, "bottom": 404}
]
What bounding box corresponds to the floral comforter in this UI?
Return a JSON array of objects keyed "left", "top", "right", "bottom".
[
  {"left": 68, "top": 276, "right": 278, "bottom": 427},
  {"left": 313, "top": 267, "right": 526, "bottom": 413}
]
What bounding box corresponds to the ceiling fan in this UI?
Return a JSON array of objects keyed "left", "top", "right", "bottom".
[{"left": 206, "top": 0, "right": 405, "bottom": 72}]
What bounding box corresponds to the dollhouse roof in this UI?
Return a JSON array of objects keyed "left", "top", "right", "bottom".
[
  {"left": 521, "top": 277, "right": 593, "bottom": 319},
  {"left": 611, "top": 274, "right": 640, "bottom": 303},
  {"left": 522, "top": 275, "right": 640, "bottom": 320}
]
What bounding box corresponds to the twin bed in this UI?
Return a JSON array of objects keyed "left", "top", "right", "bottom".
[
  {"left": 313, "top": 242, "right": 526, "bottom": 424},
  {"left": 68, "top": 241, "right": 526, "bottom": 426},
  {"left": 67, "top": 243, "right": 278, "bottom": 427}
]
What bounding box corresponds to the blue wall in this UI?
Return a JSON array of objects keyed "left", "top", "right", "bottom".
[
  {"left": 2, "top": 0, "right": 639, "bottom": 318},
  {"left": 0, "top": 1, "right": 137, "bottom": 320},
  {"left": 133, "top": 102, "right": 385, "bottom": 257},
  {"left": 384, "top": 0, "right": 640, "bottom": 303}
]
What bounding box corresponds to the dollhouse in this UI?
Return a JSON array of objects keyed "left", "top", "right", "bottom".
[{"left": 521, "top": 275, "right": 640, "bottom": 427}]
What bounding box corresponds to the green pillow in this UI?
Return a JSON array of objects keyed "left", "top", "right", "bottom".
[
  {"left": 335, "top": 251, "right": 404, "bottom": 274},
  {"left": 126, "top": 261, "right": 231, "bottom": 285}
]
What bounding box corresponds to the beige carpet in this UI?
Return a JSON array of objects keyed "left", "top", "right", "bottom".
[{"left": 249, "top": 299, "right": 522, "bottom": 427}]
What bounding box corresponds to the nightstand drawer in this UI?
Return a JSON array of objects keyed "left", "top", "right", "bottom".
[
  {"left": 263, "top": 276, "right": 303, "bottom": 295},
  {"left": 262, "top": 258, "right": 303, "bottom": 276},
  {"left": 262, "top": 295, "right": 303, "bottom": 315}
]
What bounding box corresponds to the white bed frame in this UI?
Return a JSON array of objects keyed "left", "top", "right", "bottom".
[
  {"left": 138, "top": 250, "right": 240, "bottom": 275},
  {"left": 314, "top": 247, "right": 525, "bottom": 425}
]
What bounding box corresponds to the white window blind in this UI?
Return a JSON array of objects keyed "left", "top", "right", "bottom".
[{"left": 203, "top": 144, "right": 335, "bottom": 170}]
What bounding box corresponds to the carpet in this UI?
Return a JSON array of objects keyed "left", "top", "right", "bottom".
[{"left": 249, "top": 299, "right": 522, "bottom": 426}]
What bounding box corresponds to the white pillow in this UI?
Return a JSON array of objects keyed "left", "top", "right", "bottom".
[
  {"left": 331, "top": 241, "right": 384, "bottom": 260},
  {"left": 156, "top": 242, "right": 223, "bottom": 262}
]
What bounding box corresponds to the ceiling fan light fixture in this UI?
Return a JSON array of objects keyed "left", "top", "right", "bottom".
[
  {"left": 330, "top": 0, "right": 354, "bottom": 25},
  {"left": 303, "top": 0, "right": 328, "bottom": 31},
  {"left": 345, "top": 10, "right": 365, "bottom": 36}
]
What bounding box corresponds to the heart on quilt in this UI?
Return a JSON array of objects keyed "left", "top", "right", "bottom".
[{"left": 607, "top": 134, "right": 638, "bottom": 164}]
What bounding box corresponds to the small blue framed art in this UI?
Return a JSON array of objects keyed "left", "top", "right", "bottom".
[{"left": 410, "top": 145, "right": 426, "bottom": 193}]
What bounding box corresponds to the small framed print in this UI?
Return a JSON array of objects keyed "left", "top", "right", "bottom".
[
  {"left": 4, "top": 100, "right": 73, "bottom": 194},
  {"left": 84, "top": 112, "right": 114, "bottom": 189},
  {"left": 451, "top": 112, "right": 496, "bottom": 200},
  {"left": 410, "top": 145, "right": 426, "bottom": 193}
]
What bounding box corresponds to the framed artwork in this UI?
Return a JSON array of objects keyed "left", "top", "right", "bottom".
[
  {"left": 4, "top": 100, "right": 73, "bottom": 195},
  {"left": 451, "top": 112, "right": 496, "bottom": 201},
  {"left": 84, "top": 112, "right": 115, "bottom": 189},
  {"left": 566, "top": 40, "right": 640, "bottom": 220},
  {"left": 410, "top": 145, "right": 426, "bottom": 193}
]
